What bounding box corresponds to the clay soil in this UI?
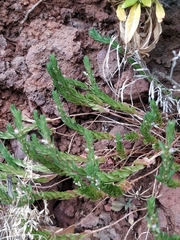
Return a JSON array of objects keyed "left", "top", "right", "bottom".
[{"left": 1, "top": 0, "right": 180, "bottom": 239}]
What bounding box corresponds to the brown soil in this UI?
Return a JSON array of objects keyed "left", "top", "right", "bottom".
[{"left": 1, "top": 0, "right": 180, "bottom": 239}]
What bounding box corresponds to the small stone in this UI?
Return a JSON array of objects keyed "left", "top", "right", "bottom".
[
  {"left": 10, "top": 139, "right": 26, "bottom": 160},
  {"left": 158, "top": 209, "right": 167, "bottom": 230},
  {"left": 0, "top": 35, "right": 7, "bottom": 50},
  {"left": 81, "top": 214, "right": 99, "bottom": 228},
  {"left": 104, "top": 204, "right": 112, "bottom": 212},
  {"left": 99, "top": 212, "right": 111, "bottom": 225},
  {"left": 158, "top": 184, "right": 180, "bottom": 234}
]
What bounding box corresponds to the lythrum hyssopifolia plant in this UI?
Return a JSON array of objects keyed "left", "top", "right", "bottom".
[{"left": 0, "top": 53, "right": 179, "bottom": 239}]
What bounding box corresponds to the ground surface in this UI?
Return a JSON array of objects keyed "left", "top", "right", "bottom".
[{"left": 1, "top": 0, "right": 180, "bottom": 239}]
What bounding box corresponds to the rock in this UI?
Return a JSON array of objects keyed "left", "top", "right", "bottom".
[
  {"left": 53, "top": 198, "right": 78, "bottom": 227},
  {"left": 99, "top": 212, "right": 111, "bottom": 225},
  {"left": 4, "top": 69, "right": 18, "bottom": 88},
  {"left": 97, "top": 48, "right": 118, "bottom": 80},
  {"left": 93, "top": 227, "right": 120, "bottom": 240},
  {"left": 24, "top": 25, "right": 82, "bottom": 113},
  {"left": 0, "top": 35, "right": 7, "bottom": 50},
  {"left": 0, "top": 61, "right": 6, "bottom": 73},
  {"left": 10, "top": 139, "right": 26, "bottom": 160},
  {"left": 76, "top": 0, "right": 101, "bottom": 3},
  {"left": 104, "top": 203, "right": 112, "bottom": 212},
  {"left": 137, "top": 218, "right": 154, "bottom": 240},
  {"left": 158, "top": 208, "right": 167, "bottom": 231},
  {"left": 114, "top": 69, "right": 149, "bottom": 101},
  {"left": 97, "top": 50, "right": 149, "bottom": 101},
  {"left": 158, "top": 184, "right": 180, "bottom": 234},
  {"left": 81, "top": 214, "right": 99, "bottom": 228},
  {"left": 11, "top": 56, "right": 27, "bottom": 73},
  {"left": 0, "top": 73, "right": 6, "bottom": 85}
]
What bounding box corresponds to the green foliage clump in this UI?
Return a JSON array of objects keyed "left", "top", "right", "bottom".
[
  {"left": 0, "top": 52, "right": 179, "bottom": 239},
  {"left": 147, "top": 197, "right": 180, "bottom": 240},
  {"left": 140, "top": 100, "right": 162, "bottom": 144},
  {"left": 156, "top": 121, "right": 180, "bottom": 188}
]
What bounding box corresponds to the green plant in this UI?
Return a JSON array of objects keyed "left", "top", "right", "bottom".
[
  {"left": 156, "top": 121, "right": 180, "bottom": 188},
  {"left": 147, "top": 197, "right": 180, "bottom": 240},
  {"left": 0, "top": 54, "right": 179, "bottom": 238},
  {"left": 140, "top": 100, "right": 162, "bottom": 144}
]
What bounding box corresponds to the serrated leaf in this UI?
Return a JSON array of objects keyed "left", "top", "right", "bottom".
[
  {"left": 116, "top": 4, "right": 126, "bottom": 21},
  {"left": 0, "top": 162, "right": 25, "bottom": 177},
  {"left": 0, "top": 131, "right": 16, "bottom": 139},
  {"left": 122, "top": 0, "right": 138, "bottom": 8},
  {"left": 166, "top": 121, "right": 175, "bottom": 147},
  {"left": 0, "top": 188, "right": 12, "bottom": 204},
  {"left": 141, "top": 0, "right": 152, "bottom": 7},
  {"left": 115, "top": 133, "right": 127, "bottom": 158},
  {"left": 125, "top": 3, "right": 141, "bottom": 44},
  {"left": 0, "top": 142, "right": 27, "bottom": 171},
  {"left": 10, "top": 105, "right": 23, "bottom": 130},
  {"left": 124, "top": 131, "right": 139, "bottom": 141},
  {"left": 18, "top": 190, "right": 79, "bottom": 207},
  {"left": 98, "top": 165, "right": 144, "bottom": 183},
  {"left": 155, "top": 0, "right": 165, "bottom": 23},
  {"left": 79, "top": 185, "right": 104, "bottom": 200},
  {"left": 100, "top": 183, "right": 123, "bottom": 197}
]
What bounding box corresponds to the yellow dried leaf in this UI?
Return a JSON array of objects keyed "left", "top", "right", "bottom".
[
  {"left": 155, "top": 0, "right": 165, "bottom": 22},
  {"left": 139, "top": 10, "right": 153, "bottom": 49},
  {"left": 125, "top": 3, "right": 141, "bottom": 44},
  {"left": 116, "top": 4, "right": 127, "bottom": 21},
  {"left": 132, "top": 31, "right": 141, "bottom": 49},
  {"left": 141, "top": 0, "right": 152, "bottom": 7},
  {"left": 120, "top": 21, "right": 126, "bottom": 43}
]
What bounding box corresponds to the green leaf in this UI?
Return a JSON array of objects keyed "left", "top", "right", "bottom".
[
  {"left": 0, "top": 188, "right": 12, "bottom": 204},
  {"left": 166, "top": 121, "right": 175, "bottom": 147},
  {"left": 10, "top": 105, "right": 23, "bottom": 130},
  {"left": 89, "top": 28, "right": 121, "bottom": 50},
  {"left": 115, "top": 133, "right": 127, "bottom": 158},
  {"left": 0, "top": 131, "right": 16, "bottom": 139},
  {"left": 33, "top": 230, "right": 87, "bottom": 240},
  {"left": 98, "top": 165, "right": 144, "bottom": 183},
  {"left": 32, "top": 164, "right": 53, "bottom": 173},
  {"left": 0, "top": 143, "right": 25, "bottom": 169},
  {"left": 78, "top": 185, "right": 104, "bottom": 200},
  {"left": 18, "top": 190, "right": 79, "bottom": 207},
  {"left": 122, "top": 0, "right": 138, "bottom": 8},
  {"left": 83, "top": 55, "right": 135, "bottom": 114},
  {"left": 167, "top": 178, "right": 180, "bottom": 188},
  {"left": 124, "top": 131, "right": 139, "bottom": 141},
  {"left": 149, "top": 100, "right": 162, "bottom": 125},
  {"left": 141, "top": 0, "right": 152, "bottom": 7},
  {"left": 0, "top": 162, "right": 25, "bottom": 177},
  {"left": 100, "top": 183, "right": 123, "bottom": 197},
  {"left": 53, "top": 90, "right": 113, "bottom": 140}
]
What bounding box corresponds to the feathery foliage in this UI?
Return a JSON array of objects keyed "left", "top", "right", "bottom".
[{"left": 0, "top": 53, "right": 179, "bottom": 239}]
